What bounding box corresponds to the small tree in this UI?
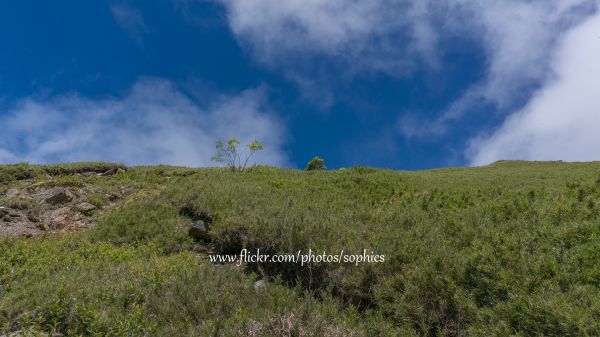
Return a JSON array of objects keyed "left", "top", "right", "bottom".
[
  {"left": 211, "top": 138, "right": 264, "bottom": 171},
  {"left": 306, "top": 156, "right": 325, "bottom": 171}
]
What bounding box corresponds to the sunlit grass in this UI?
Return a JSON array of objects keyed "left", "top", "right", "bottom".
[{"left": 2, "top": 161, "right": 600, "bottom": 336}]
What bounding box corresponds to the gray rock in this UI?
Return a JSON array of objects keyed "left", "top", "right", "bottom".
[
  {"left": 27, "top": 211, "right": 40, "bottom": 222},
  {"left": 253, "top": 279, "right": 266, "bottom": 290},
  {"left": 0, "top": 207, "right": 21, "bottom": 222},
  {"left": 42, "top": 188, "right": 74, "bottom": 205},
  {"left": 99, "top": 168, "right": 121, "bottom": 176},
  {"left": 77, "top": 202, "right": 96, "bottom": 212},
  {"left": 98, "top": 167, "right": 126, "bottom": 176},
  {"left": 3, "top": 213, "right": 19, "bottom": 222},
  {"left": 188, "top": 220, "right": 210, "bottom": 241}
]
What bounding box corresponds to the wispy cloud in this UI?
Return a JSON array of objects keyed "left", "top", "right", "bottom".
[
  {"left": 217, "top": 0, "right": 444, "bottom": 106},
  {"left": 218, "top": 0, "right": 597, "bottom": 141},
  {"left": 468, "top": 12, "right": 600, "bottom": 165},
  {"left": 394, "top": 0, "right": 597, "bottom": 139},
  {"left": 219, "top": 0, "right": 439, "bottom": 75},
  {"left": 110, "top": 3, "right": 149, "bottom": 45},
  {"left": 0, "top": 78, "right": 289, "bottom": 167}
]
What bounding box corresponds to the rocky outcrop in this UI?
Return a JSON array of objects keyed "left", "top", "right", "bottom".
[
  {"left": 0, "top": 206, "right": 38, "bottom": 237},
  {"left": 39, "top": 187, "right": 75, "bottom": 205},
  {"left": 0, "top": 206, "right": 21, "bottom": 222},
  {"left": 1, "top": 183, "right": 127, "bottom": 237},
  {"left": 1, "top": 203, "right": 88, "bottom": 236}
]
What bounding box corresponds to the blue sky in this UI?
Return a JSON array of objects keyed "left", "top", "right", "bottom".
[{"left": 1, "top": 1, "right": 599, "bottom": 169}]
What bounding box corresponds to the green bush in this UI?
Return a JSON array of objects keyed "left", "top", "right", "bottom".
[
  {"left": 156, "top": 161, "right": 600, "bottom": 334},
  {"left": 0, "top": 163, "right": 38, "bottom": 184},
  {"left": 86, "top": 193, "right": 109, "bottom": 208},
  {"left": 305, "top": 156, "right": 325, "bottom": 171},
  {"left": 43, "top": 162, "right": 127, "bottom": 176},
  {"left": 90, "top": 201, "right": 192, "bottom": 253}
]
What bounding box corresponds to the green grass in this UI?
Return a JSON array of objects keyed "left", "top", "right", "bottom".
[
  {"left": 2, "top": 161, "right": 600, "bottom": 336},
  {"left": 1, "top": 235, "right": 386, "bottom": 336},
  {"left": 0, "top": 162, "right": 129, "bottom": 184}
]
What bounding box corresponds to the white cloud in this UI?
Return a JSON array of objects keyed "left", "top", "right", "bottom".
[
  {"left": 219, "top": 0, "right": 439, "bottom": 76},
  {"left": 220, "top": 1, "right": 595, "bottom": 78},
  {"left": 0, "top": 149, "right": 17, "bottom": 163},
  {"left": 462, "top": 1, "right": 595, "bottom": 103},
  {"left": 0, "top": 78, "right": 289, "bottom": 167},
  {"left": 468, "top": 12, "right": 600, "bottom": 165},
  {"left": 219, "top": 0, "right": 597, "bottom": 134},
  {"left": 397, "top": 0, "right": 597, "bottom": 137}
]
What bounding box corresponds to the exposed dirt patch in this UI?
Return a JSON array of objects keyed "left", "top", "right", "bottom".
[{"left": 0, "top": 182, "right": 131, "bottom": 238}]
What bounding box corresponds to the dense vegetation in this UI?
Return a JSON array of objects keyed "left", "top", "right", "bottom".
[{"left": 1, "top": 161, "right": 600, "bottom": 336}]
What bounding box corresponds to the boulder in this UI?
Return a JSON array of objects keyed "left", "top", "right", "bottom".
[
  {"left": 41, "top": 188, "right": 74, "bottom": 205},
  {"left": 188, "top": 219, "right": 210, "bottom": 241},
  {"left": 77, "top": 202, "right": 96, "bottom": 212}
]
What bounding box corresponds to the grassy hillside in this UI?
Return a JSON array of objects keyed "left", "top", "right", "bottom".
[{"left": 1, "top": 161, "right": 600, "bottom": 336}]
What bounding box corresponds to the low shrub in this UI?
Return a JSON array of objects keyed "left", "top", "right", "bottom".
[
  {"left": 0, "top": 163, "right": 38, "bottom": 184},
  {"left": 306, "top": 157, "right": 326, "bottom": 171},
  {"left": 90, "top": 201, "right": 192, "bottom": 253}
]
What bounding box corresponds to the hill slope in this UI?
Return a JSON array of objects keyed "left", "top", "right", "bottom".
[{"left": 1, "top": 161, "right": 600, "bottom": 336}]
